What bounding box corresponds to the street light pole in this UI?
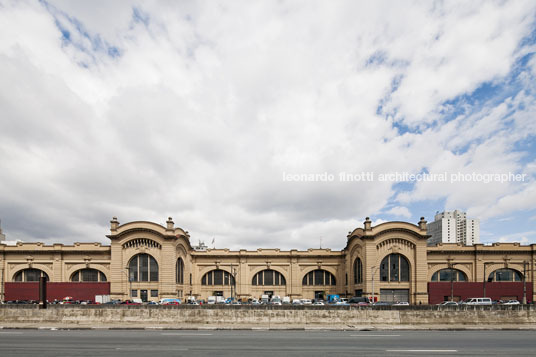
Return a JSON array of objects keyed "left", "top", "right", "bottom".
[
  {"left": 450, "top": 266, "right": 454, "bottom": 302},
  {"left": 448, "top": 262, "right": 461, "bottom": 302},
  {"left": 483, "top": 262, "right": 497, "bottom": 298},
  {"left": 125, "top": 267, "right": 132, "bottom": 299},
  {"left": 230, "top": 264, "right": 233, "bottom": 301},
  {"left": 371, "top": 266, "right": 379, "bottom": 304},
  {"left": 483, "top": 263, "right": 487, "bottom": 298},
  {"left": 121, "top": 269, "right": 131, "bottom": 300},
  {"left": 523, "top": 261, "right": 527, "bottom": 304}
]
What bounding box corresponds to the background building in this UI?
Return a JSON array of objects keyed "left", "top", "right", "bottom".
[
  {"left": 0, "top": 216, "right": 532, "bottom": 304},
  {"left": 427, "top": 210, "right": 480, "bottom": 246}
]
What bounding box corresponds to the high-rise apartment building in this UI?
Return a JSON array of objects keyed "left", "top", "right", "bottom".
[{"left": 427, "top": 210, "right": 480, "bottom": 246}]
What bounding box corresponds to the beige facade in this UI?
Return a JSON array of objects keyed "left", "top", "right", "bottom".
[{"left": 1, "top": 217, "right": 535, "bottom": 303}]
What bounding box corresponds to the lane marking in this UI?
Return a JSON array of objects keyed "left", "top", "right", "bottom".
[
  {"left": 351, "top": 334, "right": 401, "bottom": 337},
  {"left": 161, "top": 333, "right": 213, "bottom": 336},
  {"left": 387, "top": 350, "right": 457, "bottom": 353}
]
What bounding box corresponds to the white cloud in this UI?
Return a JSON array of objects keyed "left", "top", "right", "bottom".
[
  {"left": 385, "top": 206, "right": 411, "bottom": 219},
  {"left": 0, "top": 0, "right": 535, "bottom": 249},
  {"left": 497, "top": 231, "right": 536, "bottom": 245}
]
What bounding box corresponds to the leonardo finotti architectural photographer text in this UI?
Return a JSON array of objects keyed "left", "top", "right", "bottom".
[{"left": 282, "top": 171, "right": 528, "bottom": 183}]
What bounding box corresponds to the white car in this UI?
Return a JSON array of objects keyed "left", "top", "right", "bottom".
[
  {"left": 502, "top": 300, "right": 520, "bottom": 305},
  {"left": 292, "top": 299, "right": 303, "bottom": 305},
  {"left": 438, "top": 301, "right": 458, "bottom": 306},
  {"left": 312, "top": 301, "right": 325, "bottom": 306},
  {"left": 393, "top": 301, "right": 409, "bottom": 306},
  {"left": 301, "top": 299, "right": 312, "bottom": 305}
]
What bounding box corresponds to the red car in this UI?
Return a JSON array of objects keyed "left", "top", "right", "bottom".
[{"left": 120, "top": 300, "right": 141, "bottom": 305}]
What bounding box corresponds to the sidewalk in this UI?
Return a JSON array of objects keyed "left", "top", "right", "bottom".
[{"left": 2, "top": 322, "right": 536, "bottom": 330}]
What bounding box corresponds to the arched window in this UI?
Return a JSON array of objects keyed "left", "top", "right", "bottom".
[
  {"left": 71, "top": 269, "right": 107, "bottom": 282},
  {"left": 354, "top": 258, "right": 363, "bottom": 284},
  {"left": 176, "top": 258, "right": 184, "bottom": 284},
  {"left": 13, "top": 269, "right": 49, "bottom": 282},
  {"left": 302, "top": 269, "right": 336, "bottom": 286},
  {"left": 201, "top": 269, "right": 235, "bottom": 286},
  {"left": 252, "top": 269, "right": 286, "bottom": 286},
  {"left": 488, "top": 268, "right": 523, "bottom": 282},
  {"left": 431, "top": 268, "right": 467, "bottom": 282},
  {"left": 128, "top": 254, "right": 158, "bottom": 282},
  {"left": 380, "top": 254, "right": 410, "bottom": 282}
]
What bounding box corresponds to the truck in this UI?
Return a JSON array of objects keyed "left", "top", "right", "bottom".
[
  {"left": 95, "top": 295, "right": 111, "bottom": 304},
  {"left": 216, "top": 296, "right": 225, "bottom": 304},
  {"left": 326, "top": 294, "right": 340, "bottom": 304}
]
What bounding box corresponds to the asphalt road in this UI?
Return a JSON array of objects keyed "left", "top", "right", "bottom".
[{"left": 0, "top": 329, "right": 535, "bottom": 356}]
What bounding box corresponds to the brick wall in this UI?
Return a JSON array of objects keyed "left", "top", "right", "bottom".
[
  {"left": 428, "top": 282, "right": 532, "bottom": 304},
  {"left": 4, "top": 282, "right": 110, "bottom": 302}
]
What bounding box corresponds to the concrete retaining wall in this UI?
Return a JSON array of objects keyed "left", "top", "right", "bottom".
[{"left": 2, "top": 305, "right": 536, "bottom": 329}]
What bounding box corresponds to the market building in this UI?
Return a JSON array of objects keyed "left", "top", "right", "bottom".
[{"left": 0, "top": 217, "right": 533, "bottom": 304}]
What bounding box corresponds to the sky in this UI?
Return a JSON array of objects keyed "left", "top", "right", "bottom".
[{"left": 0, "top": 0, "right": 535, "bottom": 250}]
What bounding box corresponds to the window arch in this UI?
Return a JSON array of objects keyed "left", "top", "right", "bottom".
[
  {"left": 176, "top": 258, "right": 184, "bottom": 284},
  {"left": 128, "top": 254, "right": 158, "bottom": 282},
  {"left": 71, "top": 268, "right": 107, "bottom": 282},
  {"left": 380, "top": 253, "right": 410, "bottom": 282},
  {"left": 354, "top": 258, "right": 363, "bottom": 284},
  {"left": 488, "top": 268, "right": 523, "bottom": 282},
  {"left": 431, "top": 268, "right": 467, "bottom": 282},
  {"left": 201, "top": 269, "right": 235, "bottom": 286},
  {"left": 302, "top": 269, "right": 336, "bottom": 286},
  {"left": 252, "top": 269, "right": 286, "bottom": 286},
  {"left": 13, "top": 269, "right": 49, "bottom": 282}
]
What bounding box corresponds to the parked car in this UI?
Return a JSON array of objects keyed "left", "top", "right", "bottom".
[
  {"left": 460, "top": 298, "right": 492, "bottom": 306},
  {"left": 393, "top": 301, "right": 409, "bottom": 306},
  {"left": 120, "top": 300, "right": 141, "bottom": 305},
  {"left": 348, "top": 297, "right": 369, "bottom": 304},
  {"left": 438, "top": 301, "right": 458, "bottom": 306},
  {"left": 373, "top": 301, "right": 391, "bottom": 306},
  {"left": 312, "top": 300, "right": 325, "bottom": 306},
  {"left": 104, "top": 299, "right": 122, "bottom": 305},
  {"left": 301, "top": 299, "right": 312, "bottom": 305},
  {"left": 335, "top": 301, "right": 349, "bottom": 306},
  {"left": 502, "top": 300, "right": 520, "bottom": 305},
  {"left": 292, "top": 299, "right": 303, "bottom": 305},
  {"left": 59, "top": 296, "right": 74, "bottom": 305},
  {"left": 270, "top": 296, "right": 282, "bottom": 305}
]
